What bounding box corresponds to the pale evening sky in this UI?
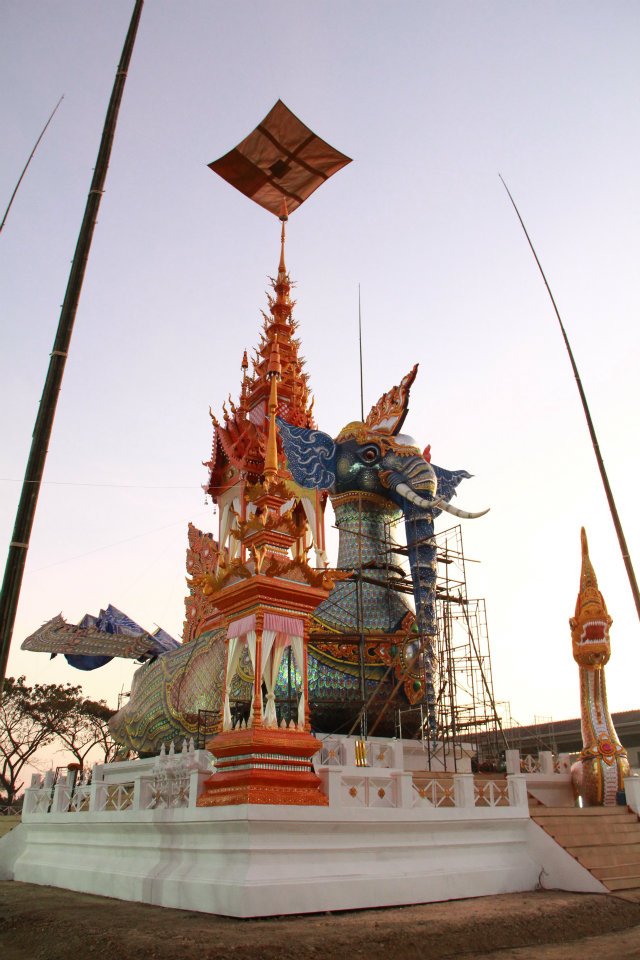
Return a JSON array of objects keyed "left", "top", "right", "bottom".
[{"left": 1, "top": 1, "right": 639, "bottom": 732}]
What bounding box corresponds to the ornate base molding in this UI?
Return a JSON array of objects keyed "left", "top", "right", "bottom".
[{"left": 197, "top": 728, "right": 328, "bottom": 807}]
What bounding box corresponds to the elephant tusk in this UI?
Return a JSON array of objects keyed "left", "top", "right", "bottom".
[
  {"left": 436, "top": 499, "right": 490, "bottom": 520},
  {"left": 395, "top": 482, "right": 432, "bottom": 508},
  {"left": 395, "top": 482, "right": 489, "bottom": 520}
]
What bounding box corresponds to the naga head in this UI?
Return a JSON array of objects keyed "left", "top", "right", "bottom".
[
  {"left": 277, "top": 364, "right": 488, "bottom": 520},
  {"left": 570, "top": 527, "right": 612, "bottom": 667}
]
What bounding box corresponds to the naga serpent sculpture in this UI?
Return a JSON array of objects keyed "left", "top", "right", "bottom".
[{"left": 570, "top": 527, "right": 629, "bottom": 805}]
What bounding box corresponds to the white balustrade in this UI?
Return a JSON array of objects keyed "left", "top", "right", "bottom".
[
  {"left": 413, "top": 778, "right": 455, "bottom": 808},
  {"left": 522, "top": 754, "right": 541, "bottom": 773},
  {"left": 68, "top": 785, "right": 92, "bottom": 813},
  {"left": 507, "top": 774, "right": 528, "bottom": 809},
  {"left": 318, "top": 737, "right": 345, "bottom": 766},
  {"left": 23, "top": 787, "right": 54, "bottom": 814},
  {"left": 51, "top": 783, "right": 72, "bottom": 812},
  {"left": 454, "top": 774, "right": 476, "bottom": 808},
  {"left": 474, "top": 779, "right": 510, "bottom": 807},
  {"left": 21, "top": 738, "right": 531, "bottom": 819},
  {"left": 21, "top": 739, "right": 215, "bottom": 818},
  {"left": 538, "top": 751, "right": 555, "bottom": 775},
  {"left": 505, "top": 750, "right": 521, "bottom": 775}
]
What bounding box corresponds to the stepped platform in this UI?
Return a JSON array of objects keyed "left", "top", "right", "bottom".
[{"left": 532, "top": 805, "right": 640, "bottom": 901}]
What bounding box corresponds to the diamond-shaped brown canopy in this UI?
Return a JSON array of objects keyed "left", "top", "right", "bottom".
[{"left": 209, "top": 100, "right": 351, "bottom": 217}]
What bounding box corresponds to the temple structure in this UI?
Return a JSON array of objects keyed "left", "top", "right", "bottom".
[
  {"left": 20, "top": 102, "right": 497, "bottom": 754},
  {"left": 21, "top": 226, "right": 497, "bottom": 755},
  {"left": 6, "top": 102, "right": 640, "bottom": 916}
]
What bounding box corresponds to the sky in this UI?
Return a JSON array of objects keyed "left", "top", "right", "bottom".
[{"left": 1, "top": 1, "right": 639, "bottom": 733}]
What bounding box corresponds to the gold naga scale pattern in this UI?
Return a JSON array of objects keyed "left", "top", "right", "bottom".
[{"left": 570, "top": 527, "right": 630, "bottom": 806}]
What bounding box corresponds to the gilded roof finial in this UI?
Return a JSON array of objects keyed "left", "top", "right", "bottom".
[
  {"left": 264, "top": 340, "right": 282, "bottom": 485},
  {"left": 271, "top": 212, "right": 291, "bottom": 326},
  {"left": 278, "top": 211, "right": 287, "bottom": 277}
]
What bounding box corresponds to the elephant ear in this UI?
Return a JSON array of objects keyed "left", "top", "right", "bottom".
[
  {"left": 365, "top": 364, "right": 418, "bottom": 436},
  {"left": 432, "top": 464, "right": 472, "bottom": 504},
  {"left": 276, "top": 417, "right": 336, "bottom": 490}
]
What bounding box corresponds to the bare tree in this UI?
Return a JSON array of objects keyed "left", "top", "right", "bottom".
[
  {"left": 54, "top": 697, "right": 117, "bottom": 769},
  {"left": 0, "top": 676, "right": 81, "bottom": 805}
]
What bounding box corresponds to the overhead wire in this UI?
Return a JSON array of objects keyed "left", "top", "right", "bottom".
[
  {"left": 30, "top": 509, "right": 213, "bottom": 573},
  {"left": 0, "top": 478, "right": 202, "bottom": 490}
]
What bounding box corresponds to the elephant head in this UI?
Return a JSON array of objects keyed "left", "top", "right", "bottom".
[
  {"left": 277, "top": 364, "right": 488, "bottom": 733},
  {"left": 277, "top": 364, "right": 487, "bottom": 524}
]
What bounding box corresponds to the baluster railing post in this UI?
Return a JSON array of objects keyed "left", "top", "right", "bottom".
[
  {"left": 507, "top": 773, "right": 529, "bottom": 810},
  {"left": 89, "top": 782, "right": 108, "bottom": 812},
  {"left": 538, "top": 751, "right": 555, "bottom": 775},
  {"left": 505, "top": 750, "right": 521, "bottom": 775},
  {"left": 51, "top": 783, "right": 70, "bottom": 813},
  {"left": 453, "top": 773, "right": 475, "bottom": 808}
]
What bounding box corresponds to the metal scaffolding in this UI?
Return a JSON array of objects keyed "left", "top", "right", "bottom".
[{"left": 385, "top": 518, "right": 505, "bottom": 770}]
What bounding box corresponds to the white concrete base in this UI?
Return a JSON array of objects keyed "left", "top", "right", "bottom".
[{"left": 3, "top": 804, "right": 595, "bottom": 917}]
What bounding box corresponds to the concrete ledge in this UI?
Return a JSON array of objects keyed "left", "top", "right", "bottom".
[{"left": 4, "top": 801, "right": 570, "bottom": 917}]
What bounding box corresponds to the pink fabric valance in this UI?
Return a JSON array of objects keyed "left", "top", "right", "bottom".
[
  {"left": 263, "top": 613, "right": 304, "bottom": 637},
  {"left": 226, "top": 613, "right": 303, "bottom": 639},
  {"left": 226, "top": 614, "right": 256, "bottom": 639}
]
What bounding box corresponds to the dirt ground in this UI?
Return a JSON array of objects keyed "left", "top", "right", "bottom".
[{"left": 2, "top": 883, "right": 640, "bottom": 960}]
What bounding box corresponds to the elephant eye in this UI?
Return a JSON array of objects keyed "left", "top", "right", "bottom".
[{"left": 360, "top": 446, "right": 380, "bottom": 463}]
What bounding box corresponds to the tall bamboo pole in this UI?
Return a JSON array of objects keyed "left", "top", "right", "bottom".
[
  {"left": 500, "top": 175, "right": 640, "bottom": 623},
  {"left": 0, "top": 1, "right": 145, "bottom": 694}
]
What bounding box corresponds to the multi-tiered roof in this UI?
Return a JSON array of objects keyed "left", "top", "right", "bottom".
[{"left": 205, "top": 226, "right": 315, "bottom": 500}]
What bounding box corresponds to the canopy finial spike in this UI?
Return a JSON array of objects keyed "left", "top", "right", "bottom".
[{"left": 278, "top": 206, "right": 287, "bottom": 276}]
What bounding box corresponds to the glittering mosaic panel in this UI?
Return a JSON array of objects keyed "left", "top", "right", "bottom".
[{"left": 109, "top": 626, "right": 226, "bottom": 755}]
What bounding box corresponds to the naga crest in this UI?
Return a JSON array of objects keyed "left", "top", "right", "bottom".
[{"left": 570, "top": 527, "right": 612, "bottom": 667}]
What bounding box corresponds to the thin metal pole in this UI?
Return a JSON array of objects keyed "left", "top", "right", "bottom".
[
  {"left": 358, "top": 283, "right": 364, "bottom": 421},
  {"left": 500, "top": 175, "right": 640, "bottom": 624},
  {"left": 0, "top": 95, "right": 64, "bottom": 235},
  {"left": 356, "top": 495, "right": 367, "bottom": 738},
  {"left": 0, "top": 1, "right": 145, "bottom": 695}
]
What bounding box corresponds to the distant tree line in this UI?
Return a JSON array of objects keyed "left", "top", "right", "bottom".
[{"left": 0, "top": 676, "right": 118, "bottom": 806}]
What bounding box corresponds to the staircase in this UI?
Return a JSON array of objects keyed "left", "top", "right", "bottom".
[{"left": 532, "top": 806, "right": 640, "bottom": 900}]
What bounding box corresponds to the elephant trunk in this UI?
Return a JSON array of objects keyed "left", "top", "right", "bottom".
[{"left": 403, "top": 501, "right": 438, "bottom": 735}]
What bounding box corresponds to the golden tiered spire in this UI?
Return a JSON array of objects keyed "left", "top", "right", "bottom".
[
  {"left": 205, "top": 222, "right": 315, "bottom": 499},
  {"left": 264, "top": 339, "right": 282, "bottom": 486}
]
